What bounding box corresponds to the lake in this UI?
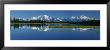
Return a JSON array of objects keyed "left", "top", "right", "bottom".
[{"left": 11, "top": 23, "right": 100, "bottom": 40}]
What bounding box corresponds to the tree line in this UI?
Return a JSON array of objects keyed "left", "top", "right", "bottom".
[{"left": 11, "top": 18, "right": 100, "bottom": 26}]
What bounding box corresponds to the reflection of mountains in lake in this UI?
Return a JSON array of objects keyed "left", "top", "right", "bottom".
[
  {"left": 11, "top": 24, "right": 49, "bottom": 31},
  {"left": 11, "top": 24, "right": 99, "bottom": 32}
]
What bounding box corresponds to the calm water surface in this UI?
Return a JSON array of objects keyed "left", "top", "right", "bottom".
[{"left": 11, "top": 24, "right": 100, "bottom": 40}]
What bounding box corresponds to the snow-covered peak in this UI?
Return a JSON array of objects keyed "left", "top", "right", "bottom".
[
  {"left": 31, "top": 17, "right": 37, "bottom": 20},
  {"left": 31, "top": 15, "right": 51, "bottom": 21},
  {"left": 71, "top": 16, "right": 76, "bottom": 19},
  {"left": 80, "top": 15, "right": 90, "bottom": 20},
  {"left": 71, "top": 15, "right": 93, "bottom": 20}
]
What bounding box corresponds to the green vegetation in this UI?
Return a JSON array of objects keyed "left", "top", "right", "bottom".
[
  {"left": 11, "top": 18, "right": 100, "bottom": 26},
  {"left": 49, "top": 26, "right": 99, "bottom": 28},
  {"left": 11, "top": 23, "right": 69, "bottom": 24}
]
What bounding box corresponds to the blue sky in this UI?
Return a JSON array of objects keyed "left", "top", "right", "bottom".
[{"left": 11, "top": 10, "right": 100, "bottom": 19}]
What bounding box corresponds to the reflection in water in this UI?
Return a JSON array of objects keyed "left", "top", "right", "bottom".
[
  {"left": 11, "top": 23, "right": 98, "bottom": 32},
  {"left": 11, "top": 23, "right": 100, "bottom": 40},
  {"left": 31, "top": 25, "right": 49, "bottom": 31},
  {"left": 11, "top": 24, "right": 49, "bottom": 31},
  {"left": 72, "top": 28, "right": 94, "bottom": 31}
]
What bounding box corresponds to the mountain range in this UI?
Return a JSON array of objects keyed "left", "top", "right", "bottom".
[{"left": 11, "top": 15, "right": 99, "bottom": 22}]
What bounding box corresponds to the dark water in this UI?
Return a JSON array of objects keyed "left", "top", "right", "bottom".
[{"left": 11, "top": 23, "right": 100, "bottom": 40}]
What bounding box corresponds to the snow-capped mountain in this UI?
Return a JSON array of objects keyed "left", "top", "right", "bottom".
[
  {"left": 12, "top": 15, "right": 98, "bottom": 22},
  {"left": 37, "top": 15, "right": 50, "bottom": 21},
  {"left": 70, "top": 15, "right": 95, "bottom": 22},
  {"left": 31, "top": 15, "right": 51, "bottom": 21},
  {"left": 71, "top": 15, "right": 94, "bottom": 20},
  {"left": 30, "top": 15, "right": 64, "bottom": 22}
]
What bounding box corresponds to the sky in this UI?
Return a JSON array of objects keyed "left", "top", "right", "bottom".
[{"left": 11, "top": 10, "right": 100, "bottom": 19}]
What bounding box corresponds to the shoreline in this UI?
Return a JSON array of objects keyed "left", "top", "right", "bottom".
[
  {"left": 11, "top": 23, "right": 100, "bottom": 28},
  {"left": 11, "top": 23, "right": 69, "bottom": 24}
]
